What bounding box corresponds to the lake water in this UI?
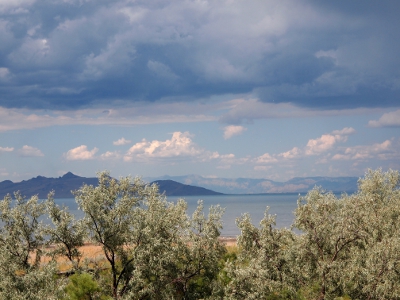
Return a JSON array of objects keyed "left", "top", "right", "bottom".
[{"left": 55, "top": 193, "right": 302, "bottom": 237}]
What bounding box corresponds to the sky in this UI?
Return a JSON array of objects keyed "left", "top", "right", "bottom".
[{"left": 0, "top": 0, "right": 399, "bottom": 183}]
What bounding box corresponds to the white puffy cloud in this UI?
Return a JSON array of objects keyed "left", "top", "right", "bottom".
[
  {"left": 256, "top": 153, "right": 278, "bottom": 164},
  {"left": 305, "top": 128, "right": 354, "bottom": 156},
  {"left": 113, "top": 137, "right": 131, "bottom": 146},
  {"left": 123, "top": 131, "right": 235, "bottom": 164},
  {"left": 64, "top": 145, "right": 98, "bottom": 160},
  {"left": 305, "top": 134, "right": 342, "bottom": 155},
  {"left": 252, "top": 127, "right": 355, "bottom": 166},
  {"left": 368, "top": 110, "right": 400, "bottom": 127},
  {"left": 332, "top": 140, "right": 395, "bottom": 161},
  {"left": 99, "top": 151, "right": 121, "bottom": 160},
  {"left": 279, "top": 147, "right": 301, "bottom": 159},
  {"left": 124, "top": 132, "right": 203, "bottom": 161},
  {"left": 18, "top": 145, "right": 44, "bottom": 157},
  {"left": 223, "top": 125, "right": 247, "bottom": 139},
  {"left": 0, "top": 146, "right": 14, "bottom": 152},
  {"left": 255, "top": 127, "right": 356, "bottom": 167}
]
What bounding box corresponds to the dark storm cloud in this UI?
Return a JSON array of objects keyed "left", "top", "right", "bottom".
[{"left": 0, "top": 0, "right": 399, "bottom": 110}]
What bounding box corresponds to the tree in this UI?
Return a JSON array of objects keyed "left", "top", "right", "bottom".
[
  {"left": 339, "top": 169, "right": 400, "bottom": 299},
  {"left": 46, "top": 192, "right": 86, "bottom": 271},
  {"left": 224, "top": 210, "right": 298, "bottom": 299},
  {"left": 292, "top": 188, "right": 363, "bottom": 299},
  {"left": 225, "top": 169, "right": 400, "bottom": 300},
  {"left": 286, "top": 169, "right": 400, "bottom": 299},
  {"left": 124, "top": 198, "right": 225, "bottom": 300},
  {"left": 73, "top": 172, "right": 146, "bottom": 299},
  {"left": 0, "top": 192, "right": 65, "bottom": 299},
  {"left": 73, "top": 171, "right": 225, "bottom": 299}
]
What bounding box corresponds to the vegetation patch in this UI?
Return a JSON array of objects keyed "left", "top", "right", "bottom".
[{"left": 0, "top": 169, "right": 399, "bottom": 299}]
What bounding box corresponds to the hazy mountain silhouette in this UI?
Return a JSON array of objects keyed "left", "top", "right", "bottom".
[
  {"left": 0, "top": 172, "right": 99, "bottom": 199},
  {"left": 145, "top": 175, "right": 359, "bottom": 194},
  {"left": 153, "top": 180, "right": 223, "bottom": 196},
  {"left": 0, "top": 173, "right": 223, "bottom": 199}
]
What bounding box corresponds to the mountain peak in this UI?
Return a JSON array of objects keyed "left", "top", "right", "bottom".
[{"left": 62, "top": 172, "right": 79, "bottom": 179}]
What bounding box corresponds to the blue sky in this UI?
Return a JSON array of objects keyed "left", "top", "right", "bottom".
[{"left": 0, "top": 0, "right": 399, "bottom": 182}]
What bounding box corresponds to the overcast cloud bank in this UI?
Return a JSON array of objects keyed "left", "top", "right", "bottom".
[{"left": 0, "top": 0, "right": 399, "bottom": 110}]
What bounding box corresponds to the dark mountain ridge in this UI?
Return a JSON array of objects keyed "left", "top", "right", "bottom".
[
  {"left": 0, "top": 173, "right": 223, "bottom": 199},
  {"left": 0, "top": 172, "right": 99, "bottom": 199},
  {"left": 153, "top": 180, "right": 223, "bottom": 196}
]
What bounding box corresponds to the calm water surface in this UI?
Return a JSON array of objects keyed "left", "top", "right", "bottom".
[{"left": 55, "top": 194, "right": 301, "bottom": 237}]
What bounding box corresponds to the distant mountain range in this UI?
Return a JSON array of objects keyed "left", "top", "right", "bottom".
[
  {"left": 0, "top": 172, "right": 222, "bottom": 199},
  {"left": 0, "top": 172, "right": 360, "bottom": 199},
  {"left": 144, "top": 174, "right": 360, "bottom": 194},
  {"left": 0, "top": 172, "right": 99, "bottom": 199}
]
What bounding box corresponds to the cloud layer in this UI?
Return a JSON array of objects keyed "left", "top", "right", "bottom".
[{"left": 0, "top": 0, "right": 399, "bottom": 110}]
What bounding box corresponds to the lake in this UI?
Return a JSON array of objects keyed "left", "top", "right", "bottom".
[{"left": 55, "top": 193, "right": 302, "bottom": 237}]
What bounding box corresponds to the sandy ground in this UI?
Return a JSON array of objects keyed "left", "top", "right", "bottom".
[
  {"left": 75, "top": 237, "right": 238, "bottom": 255},
  {"left": 39, "top": 237, "right": 237, "bottom": 272},
  {"left": 219, "top": 237, "right": 237, "bottom": 247}
]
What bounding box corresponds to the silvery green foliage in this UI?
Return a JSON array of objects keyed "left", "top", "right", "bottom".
[
  {"left": 293, "top": 188, "right": 361, "bottom": 299},
  {"left": 0, "top": 193, "right": 46, "bottom": 269},
  {"left": 74, "top": 171, "right": 146, "bottom": 299},
  {"left": 293, "top": 169, "right": 400, "bottom": 300},
  {"left": 224, "top": 169, "right": 400, "bottom": 300},
  {"left": 0, "top": 193, "right": 65, "bottom": 299},
  {"left": 224, "top": 209, "right": 297, "bottom": 299},
  {"left": 3, "top": 169, "right": 397, "bottom": 299},
  {"left": 74, "top": 171, "right": 225, "bottom": 300},
  {"left": 0, "top": 254, "right": 63, "bottom": 300},
  {"left": 124, "top": 198, "right": 225, "bottom": 300},
  {"left": 45, "top": 192, "right": 86, "bottom": 270},
  {"left": 339, "top": 169, "right": 400, "bottom": 299}
]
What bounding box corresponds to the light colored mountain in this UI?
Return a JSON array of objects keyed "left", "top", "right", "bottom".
[{"left": 144, "top": 174, "right": 359, "bottom": 194}]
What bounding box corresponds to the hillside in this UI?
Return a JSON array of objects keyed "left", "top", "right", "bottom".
[
  {"left": 0, "top": 173, "right": 223, "bottom": 199},
  {"left": 153, "top": 180, "right": 223, "bottom": 196},
  {"left": 0, "top": 172, "right": 99, "bottom": 199}
]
